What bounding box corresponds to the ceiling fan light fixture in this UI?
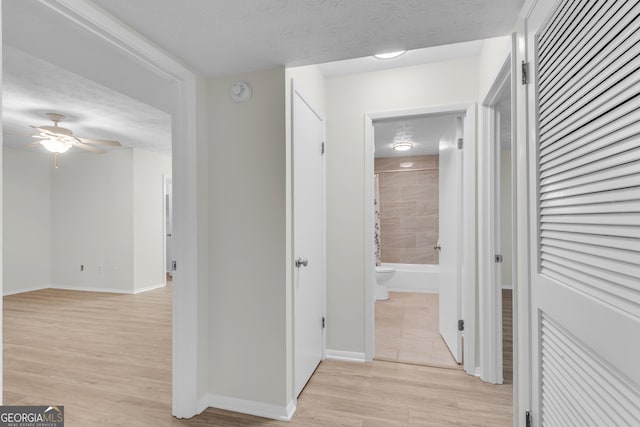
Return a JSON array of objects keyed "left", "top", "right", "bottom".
[
  {"left": 392, "top": 141, "right": 414, "bottom": 151},
  {"left": 373, "top": 50, "right": 406, "bottom": 60},
  {"left": 41, "top": 138, "right": 71, "bottom": 154}
]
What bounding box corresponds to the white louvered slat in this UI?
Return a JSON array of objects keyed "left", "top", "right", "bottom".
[
  {"left": 540, "top": 146, "right": 640, "bottom": 185},
  {"left": 540, "top": 175, "right": 640, "bottom": 200},
  {"left": 540, "top": 316, "right": 640, "bottom": 426},
  {"left": 538, "top": 2, "right": 640, "bottom": 111},
  {"left": 540, "top": 222, "right": 640, "bottom": 239},
  {"left": 540, "top": 200, "right": 640, "bottom": 215},
  {"left": 532, "top": 1, "right": 640, "bottom": 425},
  {"left": 540, "top": 230, "right": 640, "bottom": 252},
  {"left": 539, "top": 187, "right": 639, "bottom": 207}
]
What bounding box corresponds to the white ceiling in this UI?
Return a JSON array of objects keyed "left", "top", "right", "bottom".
[
  {"left": 374, "top": 114, "right": 458, "bottom": 158},
  {"left": 91, "top": 0, "right": 524, "bottom": 76},
  {"left": 2, "top": 0, "right": 524, "bottom": 156},
  {"left": 2, "top": 45, "right": 172, "bottom": 155}
]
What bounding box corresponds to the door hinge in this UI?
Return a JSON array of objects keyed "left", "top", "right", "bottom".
[
  {"left": 321, "top": 142, "right": 325, "bottom": 155},
  {"left": 525, "top": 411, "right": 532, "bottom": 427},
  {"left": 495, "top": 254, "right": 503, "bottom": 263},
  {"left": 522, "top": 61, "right": 529, "bottom": 85},
  {"left": 172, "top": 260, "right": 177, "bottom": 271},
  {"left": 458, "top": 319, "right": 464, "bottom": 331},
  {"left": 457, "top": 138, "right": 463, "bottom": 150},
  {"left": 322, "top": 316, "right": 325, "bottom": 329}
]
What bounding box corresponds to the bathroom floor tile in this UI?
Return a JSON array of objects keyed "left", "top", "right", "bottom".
[{"left": 375, "top": 291, "right": 461, "bottom": 369}]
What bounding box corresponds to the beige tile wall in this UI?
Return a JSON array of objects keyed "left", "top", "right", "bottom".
[{"left": 375, "top": 155, "right": 439, "bottom": 264}]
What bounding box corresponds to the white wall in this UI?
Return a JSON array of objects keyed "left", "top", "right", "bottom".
[
  {"left": 3, "top": 148, "right": 51, "bottom": 294},
  {"left": 50, "top": 149, "right": 134, "bottom": 292},
  {"left": 325, "top": 57, "right": 479, "bottom": 354},
  {"left": 478, "top": 36, "right": 513, "bottom": 102},
  {"left": 207, "top": 68, "right": 289, "bottom": 411},
  {"left": 133, "top": 148, "right": 171, "bottom": 292},
  {"left": 3, "top": 146, "right": 170, "bottom": 295}
]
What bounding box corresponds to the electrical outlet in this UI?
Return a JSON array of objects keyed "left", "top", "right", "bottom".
[
  {"left": 97, "top": 265, "right": 103, "bottom": 273},
  {"left": 80, "top": 265, "right": 84, "bottom": 272}
]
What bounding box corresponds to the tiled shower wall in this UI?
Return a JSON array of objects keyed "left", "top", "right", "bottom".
[{"left": 375, "top": 155, "right": 439, "bottom": 264}]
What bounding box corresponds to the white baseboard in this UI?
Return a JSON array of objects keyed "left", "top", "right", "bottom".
[
  {"left": 4, "top": 284, "right": 166, "bottom": 296},
  {"left": 133, "top": 283, "right": 166, "bottom": 294},
  {"left": 50, "top": 284, "right": 132, "bottom": 294},
  {"left": 387, "top": 287, "right": 438, "bottom": 294},
  {"left": 325, "top": 349, "right": 366, "bottom": 363},
  {"left": 3, "top": 284, "right": 49, "bottom": 296},
  {"left": 197, "top": 394, "right": 295, "bottom": 421}
]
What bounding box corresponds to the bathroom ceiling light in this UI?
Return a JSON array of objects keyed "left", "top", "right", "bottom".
[
  {"left": 392, "top": 142, "right": 414, "bottom": 151},
  {"left": 373, "top": 50, "right": 406, "bottom": 60}
]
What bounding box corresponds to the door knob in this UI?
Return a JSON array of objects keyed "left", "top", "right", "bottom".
[
  {"left": 434, "top": 244, "right": 442, "bottom": 251},
  {"left": 295, "top": 257, "right": 309, "bottom": 268}
]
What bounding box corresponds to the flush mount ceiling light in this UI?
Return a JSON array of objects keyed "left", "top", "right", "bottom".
[
  {"left": 392, "top": 141, "right": 414, "bottom": 151},
  {"left": 373, "top": 50, "right": 406, "bottom": 60}
]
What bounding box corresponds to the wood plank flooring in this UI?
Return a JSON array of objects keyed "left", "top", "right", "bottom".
[
  {"left": 374, "top": 292, "right": 459, "bottom": 368},
  {"left": 4, "top": 285, "right": 512, "bottom": 426}
]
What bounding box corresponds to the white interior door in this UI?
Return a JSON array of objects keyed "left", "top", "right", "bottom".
[
  {"left": 293, "top": 87, "right": 325, "bottom": 397},
  {"left": 438, "top": 116, "right": 462, "bottom": 363},
  {"left": 526, "top": 0, "right": 640, "bottom": 425}
]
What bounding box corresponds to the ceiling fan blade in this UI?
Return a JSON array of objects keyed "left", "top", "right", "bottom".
[
  {"left": 26, "top": 141, "right": 42, "bottom": 148},
  {"left": 78, "top": 137, "right": 122, "bottom": 146},
  {"left": 74, "top": 142, "right": 106, "bottom": 154},
  {"left": 30, "top": 125, "right": 57, "bottom": 137},
  {"left": 32, "top": 125, "right": 73, "bottom": 136}
]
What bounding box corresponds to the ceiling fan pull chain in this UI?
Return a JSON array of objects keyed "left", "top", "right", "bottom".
[{"left": 54, "top": 152, "right": 59, "bottom": 169}]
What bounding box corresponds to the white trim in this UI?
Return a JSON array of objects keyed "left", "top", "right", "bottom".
[
  {"left": 197, "top": 394, "right": 296, "bottom": 422},
  {"left": 479, "top": 53, "right": 512, "bottom": 385},
  {"left": 502, "top": 283, "right": 513, "bottom": 290},
  {"left": 4, "top": 283, "right": 166, "bottom": 296},
  {"left": 325, "top": 350, "right": 366, "bottom": 363},
  {"left": 49, "top": 285, "right": 133, "bottom": 294},
  {"left": 514, "top": 13, "right": 532, "bottom": 425},
  {"left": 364, "top": 102, "right": 476, "bottom": 372},
  {"left": 37, "top": 0, "right": 201, "bottom": 418},
  {"left": 133, "top": 283, "right": 167, "bottom": 294},
  {"left": 3, "top": 285, "right": 49, "bottom": 296}
]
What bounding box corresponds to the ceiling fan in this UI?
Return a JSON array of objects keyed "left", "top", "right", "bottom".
[{"left": 28, "top": 112, "right": 121, "bottom": 157}]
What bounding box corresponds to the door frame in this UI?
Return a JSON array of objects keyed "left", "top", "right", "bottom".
[
  {"left": 478, "top": 53, "right": 515, "bottom": 384},
  {"left": 33, "top": 0, "right": 201, "bottom": 418},
  {"left": 291, "top": 81, "right": 327, "bottom": 398},
  {"left": 363, "top": 102, "right": 477, "bottom": 375}
]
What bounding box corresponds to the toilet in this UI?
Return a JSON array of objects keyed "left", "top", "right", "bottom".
[{"left": 375, "top": 266, "right": 395, "bottom": 301}]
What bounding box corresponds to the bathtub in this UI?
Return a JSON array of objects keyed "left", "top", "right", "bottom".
[{"left": 381, "top": 263, "right": 439, "bottom": 293}]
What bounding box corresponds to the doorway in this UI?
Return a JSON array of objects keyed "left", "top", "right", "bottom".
[
  {"left": 479, "top": 54, "right": 515, "bottom": 385},
  {"left": 1, "top": 0, "right": 199, "bottom": 418},
  {"left": 364, "top": 103, "right": 477, "bottom": 374}
]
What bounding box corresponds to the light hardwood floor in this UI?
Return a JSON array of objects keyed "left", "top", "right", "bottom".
[
  {"left": 4, "top": 285, "right": 512, "bottom": 426},
  {"left": 375, "top": 292, "right": 459, "bottom": 368}
]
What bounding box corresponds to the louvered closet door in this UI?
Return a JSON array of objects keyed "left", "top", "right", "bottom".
[{"left": 525, "top": 0, "right": 640, "bottom": 425}]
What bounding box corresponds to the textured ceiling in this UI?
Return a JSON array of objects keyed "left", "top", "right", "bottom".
[
  {"left": 92, "top": 0, "right": 524, "bottom": 76},
  {"left": 2, "top": 46, "right": 172, "bottom": 155},
  {"left": 374, "top": 114, "right": 459, "bottom": 158}
]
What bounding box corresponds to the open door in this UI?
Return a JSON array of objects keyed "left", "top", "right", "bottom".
[
  {"left": 293, "top": 86, "right": 325, "bottom": 397},
  {"left": 525, "top": 0, "right": 640, "bottom": 424},
  {"left": 438, "top": 116, "right": 463, "bottom": 363}
]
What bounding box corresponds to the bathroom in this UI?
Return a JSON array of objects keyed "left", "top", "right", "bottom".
[{"left": 373, "top": 113, "right": 459, "bottom": 368}]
